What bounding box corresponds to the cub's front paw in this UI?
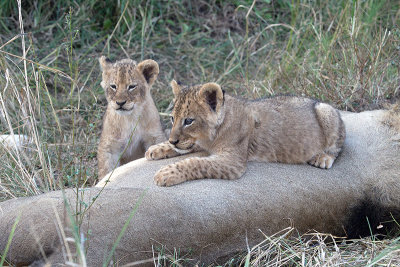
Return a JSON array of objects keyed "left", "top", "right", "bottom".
[
  {"left": 154, "top": 164, "right": 185, "bottom": 187},
  {"left": 145, "top": 144, "right": 169, "bottom": 160}
]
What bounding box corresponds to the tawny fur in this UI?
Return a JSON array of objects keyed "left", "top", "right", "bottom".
[
  {"left": 1, "top": 108, "right": 399, "bottom": 266},
  {"left": 383, "top": 101, "right": 400, "bottom": 133},
  {"left": 146, "top": 81, "right": 345, "bottom": 186},
  {"left": 98, "top": 57, "right": 165, "bottom": 179}
]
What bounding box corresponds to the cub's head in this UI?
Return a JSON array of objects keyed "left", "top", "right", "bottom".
[
  {"left": 99, "top": 56, "right": 159, "bottom": 115},
  {"left": 169, "top": 80, "right": 225, "bottom": 151}
]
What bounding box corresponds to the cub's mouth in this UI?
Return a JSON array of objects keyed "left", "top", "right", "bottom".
[
  {"left": 116, "top": 107, "right": 133, "bottom": 111},
  {"left": 173, "top": 143, "right": 194, "bottom": 152},
  {"left": 112, "top": 101, "right": 134, "bottom": 113}
]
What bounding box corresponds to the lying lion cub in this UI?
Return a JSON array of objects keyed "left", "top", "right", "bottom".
[
  {"left": 98, "top": 57, "right": 166, "bottom": 179},
  {"left": 146, "top": 80, "right": 345, "bottom": 186}
]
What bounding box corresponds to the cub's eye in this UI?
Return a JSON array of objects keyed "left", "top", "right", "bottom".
[
  {"left": 110, "top": 84, "right": 117, "bottom": 91},
  {"left": 184, "top": 118, "right": 194, "bottom": 126},
  {"left": 128, "top": 84, "right": 137, "bottom": 91},
  {"left": 170, "top": 116, "right": 174, "bottom": 124}
]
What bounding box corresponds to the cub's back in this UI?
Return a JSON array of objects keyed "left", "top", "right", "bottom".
[
  {"left": 248, "top": 96, "right": 325, "bottom": 163},
  {"left": 251, "top": 95, "right": 319, "bottom": 129}
]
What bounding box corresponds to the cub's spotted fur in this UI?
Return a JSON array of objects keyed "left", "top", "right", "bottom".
[
  {"left": 98, "top": 57, "right": 165, "bottom": 179},
  {"left": 146, "top": 80, "right": 345, "bottom": 186}
]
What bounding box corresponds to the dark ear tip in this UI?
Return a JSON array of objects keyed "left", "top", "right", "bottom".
[
  {"left": 99, "top": 56, "right": 112, "bottom": 66},
  {"left": 99, "top": 56, "right": 111, "bottom": 62},
  {"left": 138, "top": 59, "right": 159, "bottom": 84}
]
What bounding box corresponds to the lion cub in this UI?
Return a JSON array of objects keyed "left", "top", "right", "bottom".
[
  {"left": 98, "top": 57, "right": 166, "bottom": 179},
  {"left": 146, "top": 80, "right": 345, "bottom": 186}
]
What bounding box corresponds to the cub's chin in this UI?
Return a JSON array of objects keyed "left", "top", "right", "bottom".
[{"left": 114, "top": 108, "right": 134, "bottom": 115}]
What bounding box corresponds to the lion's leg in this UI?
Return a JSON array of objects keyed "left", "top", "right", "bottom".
[
  {"left": 98, "top": 149, "right": 120, "bottom": 179},
  {"left": 145, "top": 141, "right": 184, "bottom": 160},
  {"left": 308, "top": 153, "right": 335, "bottom": 169},
  {"left": 153, "top": 153, "right": 247, "bottom": 186},
  {"left": 310, "top": 103, "right": 346, "bottom": 169},
  {"left": 142, "top": 132, "right": 167, "bottom": 152}
]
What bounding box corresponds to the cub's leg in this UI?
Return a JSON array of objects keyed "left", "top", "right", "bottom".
[
  {"left": 154, "top": 154, "right": 247, "bottom": 186},
  {"left": 308, "top": 153, "right": 335, "bottom": 169},
  {"left": 142, "top": 133, "right": 167, "bottom": 153},
  {"left": 98, "top": 149, "right": 120, "bottom": 179},
  {"left": 145, "top": 141, "right": 184, "bottom": 160},
  {"left": 309, "top": 103, "right": 346, "bottom": 169}
]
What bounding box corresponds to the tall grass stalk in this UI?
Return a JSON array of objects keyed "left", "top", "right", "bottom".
[
  {"left": 0, "top": 214, "right": 20, "bottom": 267},
  {"left": 103, "top": 189, "right": 148, "bottom": 267}
]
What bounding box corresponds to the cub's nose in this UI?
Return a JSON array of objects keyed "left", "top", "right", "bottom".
[
  {"left": 116, "top": 101, "right": 126, "bottom": 107},
  {"left": 169, "top": 139, "right": 179, "bottom": 145}
]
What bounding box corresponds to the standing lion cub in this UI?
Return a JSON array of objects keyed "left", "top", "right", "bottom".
[
  {"left": 146, "top": 80, "right": 345, "bottom": 186},
  {"left": 98, "top": 57, "right": 166, "bottom": 179}
]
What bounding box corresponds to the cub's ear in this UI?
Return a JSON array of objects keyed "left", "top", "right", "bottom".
[
  {"left": 99, "top": 56, "right": 112, "bottom": 71},
  {"left": 170, "top": 79, "right": 181, "bottom": 96},
  {"left": 198, "top": 82, "right": 224, "bottom": 112},
  {"left": 137, "top": 59, "right": 159, "bottom": 86}
]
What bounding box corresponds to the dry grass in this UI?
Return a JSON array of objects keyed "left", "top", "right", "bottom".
[
  {"left": 228, "top": 228, "right": 400, "bottom": 267},
  {"left": 0, "top": 0, "right": 399, "bottom": 265}
]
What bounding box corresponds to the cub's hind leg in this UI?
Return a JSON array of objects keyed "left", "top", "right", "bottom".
[
  {"left": 308, "top": 153, "right": 335, "bottom": 169},
  {"left": 309, "top": 103, "right": 346, "bottom": 169}
]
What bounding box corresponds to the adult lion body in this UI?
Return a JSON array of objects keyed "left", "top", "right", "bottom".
[{"left": 0, "top": 108, "right": 399, "bottom": 266}]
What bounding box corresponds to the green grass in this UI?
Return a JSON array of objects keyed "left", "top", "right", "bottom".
[
  {"left": 0, "top": 0, "right": 399, "bottom": 265},
  {"left": 0, "top": 214, "right": 20, "bottom": 267}
]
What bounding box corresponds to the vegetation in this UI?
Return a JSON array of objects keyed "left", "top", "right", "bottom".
[{"left": 0, "top": 0, "right": 399, "bottom": 265}]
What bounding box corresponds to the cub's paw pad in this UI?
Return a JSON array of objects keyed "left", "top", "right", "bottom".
[
  {"left": 308, "top": 154, "right": 335, "bottom": 169},
  {"left": 145, "top": 145, "right": 168, "bottom": 160},
  {"left": 154, "top": 165, "right": 182, "bottom": 187}
]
